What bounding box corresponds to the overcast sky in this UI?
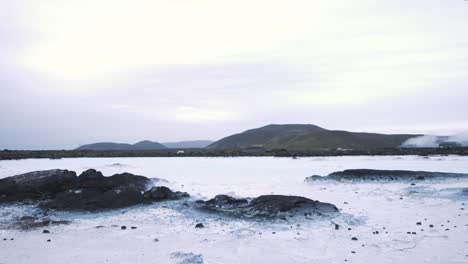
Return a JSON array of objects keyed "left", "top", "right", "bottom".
[{"left": 1, "top": 0, "right": 467, "bottom": 150}]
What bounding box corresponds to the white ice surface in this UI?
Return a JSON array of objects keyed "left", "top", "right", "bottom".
[{"left": 0, "top": 156, "right": 467, "bottom": 263}]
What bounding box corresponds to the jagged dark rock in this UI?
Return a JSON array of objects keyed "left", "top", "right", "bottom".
[
  {"left": 0, "top": 170, "right": 77, "bottom": 202},
  {"left": 143, "top": 186, "right": 189, "bottom": 201},
  {"left": 0, "top": 169, "right": 194, "bottom": 212},
  {"left": 197, "top": 194, "right": 338, "bottom": 219},
  {"left": 40, "top": 186, "right": 145, "bottom": 211},
  {"left": 306, "top": 169, "right": 468, "bottom": 182},
  {"left": 78, "top": 170, "right": 152, "bottom": 192},
  {"left": 203, "top": 195, "right": 248, "bottom": 210}
]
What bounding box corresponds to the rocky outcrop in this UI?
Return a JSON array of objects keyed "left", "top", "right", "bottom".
[
  {"left": 0, "top": 170, "right": 78, "bottom": 202},
  {"left": 197, "top": 194, "right": 338, "bottom": 218},
  {"left": 77, "top": 169, "right": 151, "bottom": 192},
  {"left": 0, "top": 169, "right": 188, "bottom": 211},
  {"left": 306, "top": 169, "right": 468, "bottom": 182},
  {"left": 143, "top": 186, "right": 189, "bottom": 201},
  {"left": 41, "top": 186, "right": 146, "bottom": 211}
]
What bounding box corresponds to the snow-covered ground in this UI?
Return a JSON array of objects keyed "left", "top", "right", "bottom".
[{"left": 1, "top": 156, "right": 467, "bottom": 263}]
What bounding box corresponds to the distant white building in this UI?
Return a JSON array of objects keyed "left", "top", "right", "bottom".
[{"left": 176, "top": 150, "right": 185, "bottom": 154}]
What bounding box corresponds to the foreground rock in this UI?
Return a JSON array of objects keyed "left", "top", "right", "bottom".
[
  {"left": 0, "top": 169, "right": 189, "bottom": 211},
  {"left": 144, "top": 186, "right": 189, "bottom": 201},
  {"left": 197, "top": 194, "right": 338, "bottom": 218},
  {"left": 0, "top": 170, "right": 77, "bottom": 202},
  {"left": 306, "top": 169, "right": 468, "bottom": 182},
  {"left": 41, "top": 186, "right": 146, "bottom": 211}
]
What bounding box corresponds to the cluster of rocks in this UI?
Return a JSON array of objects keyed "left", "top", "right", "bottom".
[
  {"left": 0, "top": 169, "right": 189, "bottom": 211},
  {"left": 306, "top": 169, "right": 468, "bottom": 182},
  {"left": 0, "top": 169, "right": 340, "bottom": 221},
  {"left": 196, "top": 194, "right": 339, "bottom": 218}
]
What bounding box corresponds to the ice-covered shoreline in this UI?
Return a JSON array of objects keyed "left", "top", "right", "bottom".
[{"left": 1, "top": 156, "right": 468, "bottom": 263}]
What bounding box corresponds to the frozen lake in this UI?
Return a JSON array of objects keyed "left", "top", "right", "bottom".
[{"left": 1, "top": 156, "right": 468, "bottom": 263}]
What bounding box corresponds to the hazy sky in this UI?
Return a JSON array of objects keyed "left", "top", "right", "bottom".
[{"left": 1, "top": 0, "right": 467, "bottom": 149}]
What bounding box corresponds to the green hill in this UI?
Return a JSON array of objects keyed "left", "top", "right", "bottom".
[
  {"left": 76, "top": 140, "right": 167, "bottom": 151},
  {"left": 207, "top": 124, "right": 418, "bottom": 150}
]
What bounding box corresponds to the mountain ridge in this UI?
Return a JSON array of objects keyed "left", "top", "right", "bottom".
[
  {"left": 75, "top": 141, "right": 167, "bottom": 151},
  {"left": 207, "top": 124, "right": 420, "bottom": 150}
]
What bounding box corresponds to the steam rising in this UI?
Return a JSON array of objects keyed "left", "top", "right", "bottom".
[{"left": 401, "top": 132, "right": 468, "bottom": 148}]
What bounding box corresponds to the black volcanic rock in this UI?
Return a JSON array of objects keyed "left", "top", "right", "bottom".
[
  {"left": 306, "top": 169, "right": 468, "bottom": 182},
  {"left": 143, "top": 186, "right": 189, "bottom": 201},
  {"left": 248, "top": 195, "right": 338, "bottom": 217},
  {"left": 203, "top": 195, "right": 248, "bottom": 210},
  {"left": 40, "top": 186, "right": 146, "bottom": 211},
  {"left": 0, "top": 169, "right": 171, "bottom": 211},
  {"left": 78, "top": 169, "right": 152, "bottom": 192},
  {"left": 0, "top": 169, "right": 77, "bottom": 202},
  {"left": 198, "top": 194, "right": 338, "bottom": 219}
]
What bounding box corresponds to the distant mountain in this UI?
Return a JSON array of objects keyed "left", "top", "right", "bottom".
[
  {"left": 207, "top": 124, "right": 419, "bottom": 150},
  {"left": 162, "top": 140, "right": 214, "bottom": 149},
  {"left": 76, "top": 140, "right": 167, "bottom": 151}
]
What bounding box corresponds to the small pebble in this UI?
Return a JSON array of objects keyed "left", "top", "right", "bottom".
[
  {"left": 195, "top": 223, "right": 205, "bottom": 228},
  {"left": 154, "top": 238, "right": 159, "bottom": 242},
  {"left": 42, "top": 230, "right": 50, "bottom": 234},
  {"left": 121, "top": 226, "right": 127, "bottom": 230},
  {"left": 416, "top": 222, "right": 422, "bottom": 225},
  {"left": 351, "top": 251, "right": 356, "bottom": 254},
  {"left": 429, "top": 225, "right": 434, "bottom": 228},
  {"left": 131, "top": 226, "right": 137, "bottom": 230},
  {"left": 351, "top": 237, "right": 358, "bottom": 241},
  {"left": 47, "top": 239, "right": 51, "bottom": 242}
]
